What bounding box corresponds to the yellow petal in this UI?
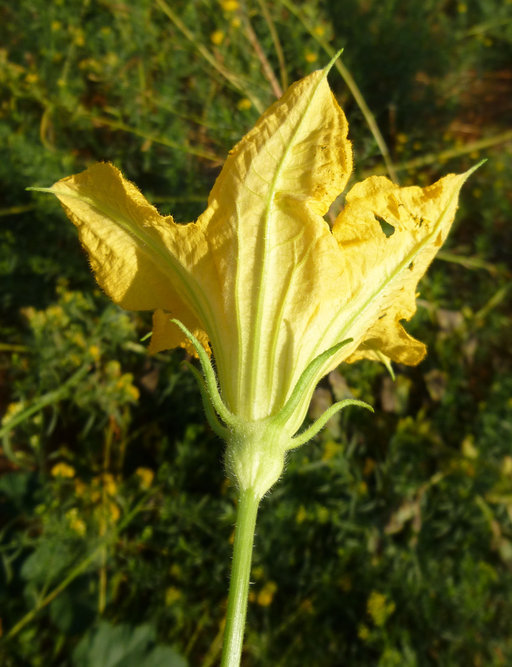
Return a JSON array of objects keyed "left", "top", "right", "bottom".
[
  {"left": 331, "top": 170, "right": 474, "bottom": 366},
  {"left": 195, "top": 66, "right": 352, "bottom": 419},
  {"left": 149, "top": 309, "right": 210, "bottom": 356},
  {"left": 47, "top": 163, "right": 220, "bottom": 356},
  {"left": 43, "top": 65, "right": 474, "bottom": 435}
]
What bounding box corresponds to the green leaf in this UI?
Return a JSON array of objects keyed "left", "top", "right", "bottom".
[{"left": 72, "top": 621, "right": 188, "bottom": 667}]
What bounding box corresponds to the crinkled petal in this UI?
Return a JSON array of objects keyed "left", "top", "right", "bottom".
[
  {"left": 331, "top": 171, "right": 475, "bottom": 366},
  {"left": 149, "top": 309, "right": 210, "bottom": 356},
  {"left": 195, "top": 66, "right": 352, "bottom": 419},
  {"left": 48, "top": 163, "right": 223, "bottom": 356}
]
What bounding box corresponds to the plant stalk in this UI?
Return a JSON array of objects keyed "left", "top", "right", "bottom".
[{"left": 221, "top": 488, "right": 260, "bottom": 667}]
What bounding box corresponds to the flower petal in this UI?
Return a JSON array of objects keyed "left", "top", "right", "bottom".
[
  {"left": 47, "top": 163, "right": 219, "bottom": 355},
  {"left": 195, "top": 66, "right": 353, "bottom": 419},
  {"left": 331, "top": 169, "right": 475, "bottom": 365},
  {"left": 149, "top": 309, "right": 210, "bottom": 356}
]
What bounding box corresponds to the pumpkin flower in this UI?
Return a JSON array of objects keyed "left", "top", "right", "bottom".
[
  {"left": 33, "top": 55, "right": 479, "bottom": 666},
  {"left": 33, "top": 59, "right": 476, "bottom": 499}
]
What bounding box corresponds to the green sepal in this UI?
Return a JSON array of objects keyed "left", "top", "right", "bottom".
[
  {"left": 376, "top": 350, "right": 396, "bottom": 381},
  {"left": 289, "top": 398, "right": 374, "bottom": 450},
  {"left": 184, "top": 362, "right": 230, "bottom": 441},
  {"left": 273, "top": 338, "right": 353, "bottom": 430},
  {"left": 171, "top": 319, "right": 236, "bottom": 428}
]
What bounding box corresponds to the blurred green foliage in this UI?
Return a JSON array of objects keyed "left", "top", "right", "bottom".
[{"left": 1, "top": 0, "right": 511, "bottom": 665}]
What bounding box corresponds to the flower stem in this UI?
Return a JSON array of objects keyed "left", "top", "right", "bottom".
[{"left": 221, "top": 488, "right": 261, "bottom": 667}]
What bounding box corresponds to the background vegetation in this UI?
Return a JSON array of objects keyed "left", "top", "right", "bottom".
[{"left": 1, "top": 0, "right": 511, "bottom": 664}]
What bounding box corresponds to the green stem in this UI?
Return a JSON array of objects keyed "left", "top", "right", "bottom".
[{"left": 221, "top": 488, "right": 261, "bottom": 667}]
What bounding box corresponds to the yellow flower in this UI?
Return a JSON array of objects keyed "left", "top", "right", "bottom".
[
  {"left": 66, "top": 508, "right": 86, "bottom": 535},
  {"left": 37, "top": 57, "right": 476, "bottom": 498},
  {"left": 88, "top": 344, "right": 101, "bottom": 360},
  {"left": 72, "top": 28, "right": 85, "bottom": 47},
  {"left": 210, "top": 30, "right": 224, "bottom": 45},
  {"left": 74, "top": 479, "right": 87, "bottom": 496},
  {"left": 108, "top": 501, "right": 120, "bottom": 522},
  {"left": 100, "top": 472, "right": 117, "bottom": 497},
  {"left": 135, "top": 467, "right": 154, "bottom": 489},
  {"left": 256, "top": 581, "right": 277, "bottom": 606},
  {"left": 367, "top": 591, "right": 396, "bottom": 627},
  {"left": 51, "top": 462, "right": 76, "bottom": 478},
  {"left": 25, "top": 73, "right": 39, "bottom": 85},
  {"left": 220, "top": 0, "right": 239, "bottom": 9},
  {"left": 237, "top": 98, "right": 252, "bottom": 111},
  {"left": 2, "top": 402, "right": 24, "bottom": 425}
]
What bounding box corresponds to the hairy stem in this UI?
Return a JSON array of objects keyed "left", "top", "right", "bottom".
[{"left": 221, "top": 488, "right": 260, "bottom": 667}]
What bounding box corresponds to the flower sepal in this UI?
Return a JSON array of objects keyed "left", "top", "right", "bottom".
[
  {"left": 175, "top": 318, "right": 373, "bottom": 498},
  {"left": 225, "top": 419, "right": 289, "bottom": 500}
]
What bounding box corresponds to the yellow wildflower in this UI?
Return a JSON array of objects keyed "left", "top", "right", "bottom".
[
  {"left": 66, "top": 508, "right": 86, "bottom": 535},
  {"left": 305, "top": 52, "right": 318, "bottom": 63},
  {"left": 256, "top": 581, "right": 277, "bottom": 606},
  {"left": 51, "top": 462, "right": 76, "bottom": 478},
  {"left": 367, "top": 591, "right": 396, "bottom": 627},
  {"left": 135, "top": 467, "right": 154, "bottom": 489},
  {"left": 237, "top": 98, "right": 252, "bottom": 111},
  {"left": 101, "top": 473, "right": 117, "bottom": 496},
  {"left": 74, "top": 479, "right": 87, "bottom": 496},
  {"left": 72, "top": 29, "right": 85, "bottom": 47},
  {"left": 108, "top": 501, "right": 120, "bottom": 522},
  {"left": 88, "top": 344, "right": 101, "bottom": 360},
  {"left": 37, "top": 57, "right": 477, "bottom": 498},
  {"left": 2, "top": 402, "right": 24, "bottom": 425},
  {"left": 220, "top": 0, "right": 239, "bottom": 9},
  {"left": 210, "top": 30, "right": 224, "bottom": 45}
]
